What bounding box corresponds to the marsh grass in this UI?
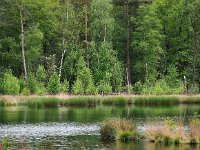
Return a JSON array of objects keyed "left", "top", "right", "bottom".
[
  {"left": 101, "top": 97, "right": 128, "bottom": 106},
  {"left": 60, "top": 97, "right": 99, "bottom": 106},
  {"left": 0, "top": 99, "right": 17, "bottom": 106},
  {"left": 146, "top": 115, "right": 200, "bottom": 145},
  {"left": 134, "top": 96, "right": 179, "bottom": 105},
  {"left": 181, "top": 97, "right": 200, "bottom": 104},
  {"left": 2, "top": 95, "right": 200, "bottom": 108},
  {"left": 20, "top": 98, "right": 59, "bottom": 108},
  {"left": 100, "top": 118, "right": 137, "bottom": 142},
  {"left": 189, "top": 113, "right": 200, "bottom": 144}
]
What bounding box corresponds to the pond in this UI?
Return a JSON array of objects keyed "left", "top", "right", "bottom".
[{"left": 0, "top": 104, "right": 200, "bottom": 149}]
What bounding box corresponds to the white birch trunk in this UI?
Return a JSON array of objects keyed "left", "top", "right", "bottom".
[{"left": 20, "top": 5, "right": 28, "bottom": 81}]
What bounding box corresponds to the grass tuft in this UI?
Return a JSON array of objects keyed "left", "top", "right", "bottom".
[
  {"left": 100, "top": 118, "right": 137, "bottom": 142},
  {"left": 102, "top": 97, "right": 127, "bottom": 106},
  {"left": 134, "top": 96, "right": 179, "bottom": 105}
]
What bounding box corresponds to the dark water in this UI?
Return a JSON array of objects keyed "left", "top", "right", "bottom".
[{"left": 0, "top": 104, "right": 200, "bottom": 149}]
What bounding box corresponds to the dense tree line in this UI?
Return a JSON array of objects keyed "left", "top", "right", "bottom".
[{"left": 0, "top": 0, "right": 199, "bottom": 95}]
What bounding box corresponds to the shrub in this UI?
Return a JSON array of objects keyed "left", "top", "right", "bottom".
[
  {"left": 73, "top": 78, "right": 84, "bottom": 94},
  {"left": 1, "top": 70, "right": 20, "bottom": 95},
  {"left": 28, "top": 73, "right": 38, "bottom": 94},
  {"left": 48, "top": 72, "right": 61, "bottom": 94},
  {"left": 74, "top": 56, "right": 96, "bottom": 95},
  {"left": 21, "top": 86, "right": 31, "bottom": 95},
  {"left": 86, "top": 81, "right": 96, "bottom": 95},
  {"left": 60, "top": 80, "right": 69, "bottom": 93},
  {"left": 36, "top": 82, "right": 46, "bottom": 95},
  {"left": 19, "top": 77, "right": 26, "bottom": 93},
  {"left": 36, "top": 65, "right": 46, "bottom": 83},
  {"left": 98, "top": 81, "right": 112, "bottom": 95},
  {"left": 134, "top": 81, "right": 143, "bottom": 94}
]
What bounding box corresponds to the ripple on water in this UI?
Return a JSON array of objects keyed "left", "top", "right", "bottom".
[{"left": 0, "top": 122, "right": 100, "bottom": 139}]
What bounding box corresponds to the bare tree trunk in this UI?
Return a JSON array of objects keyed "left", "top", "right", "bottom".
[
  {"left": 186, "top": 0, "right": 199, "bottom": 94},
  {"left": 20, "top": 5, "right": 28, "bottom": 81},
  {"left": 126, "top": 67, "right": 130, "bottom": 94},
  {"left": 85, "top": 0, "right": 89, "bottom": 67},
  {"left": 126, "top": 4, "right": 131, "bottom": 85},
  {"left": 59, "top": 0, "right": 69, "bottom": 80},
  {"left": 104, "top": 25, "right": 106, "bottom": 43}
]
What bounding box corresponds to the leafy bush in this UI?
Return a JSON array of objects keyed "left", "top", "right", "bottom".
[
  {"left": 60, "top": 80, "right": 69, "bottom": 93},
  {"left": 73, "top": 78, "right": 84, "bottom": 94},
  {"left": 86, "top": 81, "right": 97, "bottom": 95},
  {"left": 134, "top": 81, "right": 143, "bottom": 94},
  {"left": 21, "top": 86, "right": 31, "bottom": 95},
  {"left": 28, "top": 73, "right": 38, "bottom": 94},
  {"left": 1, "top": 70, "right": 20, "bottom": 95},
  {"left": 36, "top": 65, "right": 46, "bottom": 83},
  {"left": 48, "top": 72, "right": 61, "bottom": 94},
  {"left": 125, "top": 84, "right": 134, "bottom": 94},
  {"left": 36, "top": 82, "right": 46, "bottom": 95},
  {"left": 98, "top": 80, "right": 112, "bottom": 95},
  {"left": 74, "top": 56, "right": 96, "bottom": 95}
]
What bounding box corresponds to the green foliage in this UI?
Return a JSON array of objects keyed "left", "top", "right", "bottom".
[
  {"left": 100, "top": 118, "right": 136, "bottom": 142},
  {"left": 1, "top": 70, "right": 20, "bottom": 95},
  {"left": 73, "top": 56, "right": 96, "bottom": 95},
  {"left": 28, "top": 73, "right": 38, "bottom": 94},
  {"left": 25, "top": 25, "right": 43, "bottom": 70},
  {"left": 98, "top": 80, "right": 112, "bottom": 95},
  {"left": 134, "top": 96, "right": 179, "bottom": 105},
  {"left": 73, "top": 78, "right": 84, "bottom": 95},
  {"left": 47, "top": 72, "right": 61, "bottom": 94},
  {"left": 36, "top": 65, "right": 46, "bottom": 83},
  {"left": 1, "top": 0, "right": 200, "bottom": 94},
  {"left": 23, "top": 98, "right": 59, "bottom": 108},
  {"left": 102, "top": 97, "right": 127, "bottom": 106},
  {"left": 134, "top": 81, "right": 143, "bottom": 95},
  {"left": 124, "top": 84, "right": 134, "bottom": 94},
  {"left": 60, "top": 80, "right": 69, "bottom": 93},
  {"left": 61, "top": 97, "right": 98, "bottom": 106},
  {"left": 21, "top": 86, "right": 31, "bottom": 95}
]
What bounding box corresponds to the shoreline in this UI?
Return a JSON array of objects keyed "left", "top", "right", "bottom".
[{"left": 1, "top": 94, "right": 200, "bottom": 107}]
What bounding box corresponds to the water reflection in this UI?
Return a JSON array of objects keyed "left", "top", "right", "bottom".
[
  {"left": 0, "top": 105, "right": 200, "bottom": 149},
  {"left": 0, "top": 105, "right": 199, "bottom": 124}
]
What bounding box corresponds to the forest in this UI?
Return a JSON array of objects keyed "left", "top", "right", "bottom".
[{"left": 0, "top": 0, "right": 200, "bottom": 95}]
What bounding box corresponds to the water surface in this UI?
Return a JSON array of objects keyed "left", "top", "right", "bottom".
[{"left": 0, "top": 104, "right": 199, "bottom": 149}]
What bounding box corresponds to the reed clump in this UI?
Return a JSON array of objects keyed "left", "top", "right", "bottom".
[
  {"left": 134, "top": 96, "right": 179, "bottom": 105},
  {"left": 181, "top": 97, "right": 200, "bottom": 104},
  {"left": 145, "top": 115, "right": 200, "bottom": 145},
  {"left": 101, "top": 97, "right": 128, "bottom": 106},
  {"left": 20, "top": 98, "right": 59, "bottom": 108},
  {"left": 189, "top": 113, "right": 200, "bottom": 144},
  {"left": 100, "top": 118, "right": 137, "bottom": 142},
  {"left": 0, "top": 99, "right": 17, "bottom": 106},
  {"left": 60, "top": 97, "right": 99, "bottom": 106}
]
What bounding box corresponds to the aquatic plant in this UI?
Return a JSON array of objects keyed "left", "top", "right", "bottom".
[
  {"left": 100, "top": 118, "right": 137, "bottom": 142},
  {"left": 134, "top": 96, "right": 179, "bottom": 105},
  {"left": 189, "top": 113, "right": 200, "bottom": 144},
  {"left": 61, "top": 97, "right": 99, "bottom": 106},
  {"left": 145, "top": 115, "right": 200, "bottom": 145},
  {"left": 101, "top": 97, "right": 127, "bottom": 106},
  {"left": 181, "top": 97, "right": 200, "bottom": 104},
  {"left": 21, "top": 98, "right": 59, "bottom": 108}
]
